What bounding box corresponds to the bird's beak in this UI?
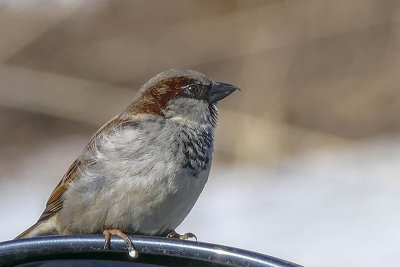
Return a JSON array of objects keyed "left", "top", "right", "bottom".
[{"left": 207, "top": 81, "right": 240, "bottom": 103}]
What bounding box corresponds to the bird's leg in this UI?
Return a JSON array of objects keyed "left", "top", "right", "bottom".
[
  {"left": 166, "top": 230, "right": 197, "bottom": 241},
  {"left": 103, "top": 229, "right": 111, "bottom": 249},
  {"left": 103, "top": 229, "right": 138, "bottom": 258}
]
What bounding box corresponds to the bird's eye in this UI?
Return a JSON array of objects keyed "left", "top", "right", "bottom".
[{"left": 187, "top": 84, "right": 200, "bottom": 95}]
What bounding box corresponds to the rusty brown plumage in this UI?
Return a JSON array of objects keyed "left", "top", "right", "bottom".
[{"left": 127, "top": 77, "right": 193, "bottom": 117}]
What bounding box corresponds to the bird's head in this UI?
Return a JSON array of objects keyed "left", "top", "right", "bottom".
[{"left": 126, "top": 69, "right": 239, "bottom": 126}]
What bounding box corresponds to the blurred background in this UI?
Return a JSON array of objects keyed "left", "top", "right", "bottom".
[{"left": 1, "top": 0, "right": 400, "bottom": 266}]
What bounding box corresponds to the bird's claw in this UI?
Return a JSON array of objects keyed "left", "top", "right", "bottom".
[
  {"left": 103, "top": 229, "right": 138, "bottom": 258},
  {"left": 166, "top": 230, "right": 197, "bottom": 241},
  {"left": 181, "top": 232, "right": 197, "bottom": 241}
]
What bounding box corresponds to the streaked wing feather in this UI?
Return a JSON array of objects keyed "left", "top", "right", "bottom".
[{"left": 37, "top": 115, "right": 133, "bottom": 223}]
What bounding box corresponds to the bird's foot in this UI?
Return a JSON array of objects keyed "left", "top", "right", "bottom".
[
  {"left": 103, "top": 228, "right": 138, "bottom": 258},
  {"left": 166, "top": 230, "right": 197, "bottom": 241}
]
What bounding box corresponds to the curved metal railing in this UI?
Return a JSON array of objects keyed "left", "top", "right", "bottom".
[{"left": 0, "top": 235, "right": 303, "bottom": 267}]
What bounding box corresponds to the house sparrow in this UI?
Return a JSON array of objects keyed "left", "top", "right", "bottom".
[{"left": 16, "top": 69, "right": 239, "bottom": 256}]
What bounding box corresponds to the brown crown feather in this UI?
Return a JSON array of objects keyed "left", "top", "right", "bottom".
[{"left": 126, "top": 76, "right": 194, "bottom": 117}]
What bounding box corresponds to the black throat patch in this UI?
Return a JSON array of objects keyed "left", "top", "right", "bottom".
[{"left": 181, "top": 126, "right": 213, "bottom": 177}]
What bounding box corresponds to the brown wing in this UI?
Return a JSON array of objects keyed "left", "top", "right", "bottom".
[
  {"left": 37, "top": 159, "right": 83, "bottom": 222},
  {"left": 37, "top": 115, "right": 133, "bottom": 223}
]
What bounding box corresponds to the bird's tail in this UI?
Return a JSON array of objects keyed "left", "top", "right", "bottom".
[{"left": 15, "top": 218, "right": 58, "bottom": 239}]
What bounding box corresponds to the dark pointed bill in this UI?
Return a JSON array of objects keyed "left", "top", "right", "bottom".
[{"left": 207, "top": 81, "right": 240, "bottom": 103}]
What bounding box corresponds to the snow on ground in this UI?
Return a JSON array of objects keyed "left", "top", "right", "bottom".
[{"left": 2, "top": 136, "right": 400, "bottom": 266}]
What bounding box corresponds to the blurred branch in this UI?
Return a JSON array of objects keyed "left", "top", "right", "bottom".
[
  {"left": 0, "top": 65, "right": 133, "bottom": 125},
  {"left": 0, "top": 1, "right": 84, "bottom": 60}
]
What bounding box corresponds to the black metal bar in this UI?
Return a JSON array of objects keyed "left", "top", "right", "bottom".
[{"left": 0, "top": 235, "right": 303, "bottom": 267}]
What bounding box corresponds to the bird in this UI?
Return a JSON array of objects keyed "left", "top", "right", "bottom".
[{"left": 16, "top": 69, "right": 239, "bottom": 256}]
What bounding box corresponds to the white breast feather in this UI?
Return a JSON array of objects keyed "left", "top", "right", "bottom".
[{"left": 58, "top": 117, "right": 213, "bottom": 236}]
